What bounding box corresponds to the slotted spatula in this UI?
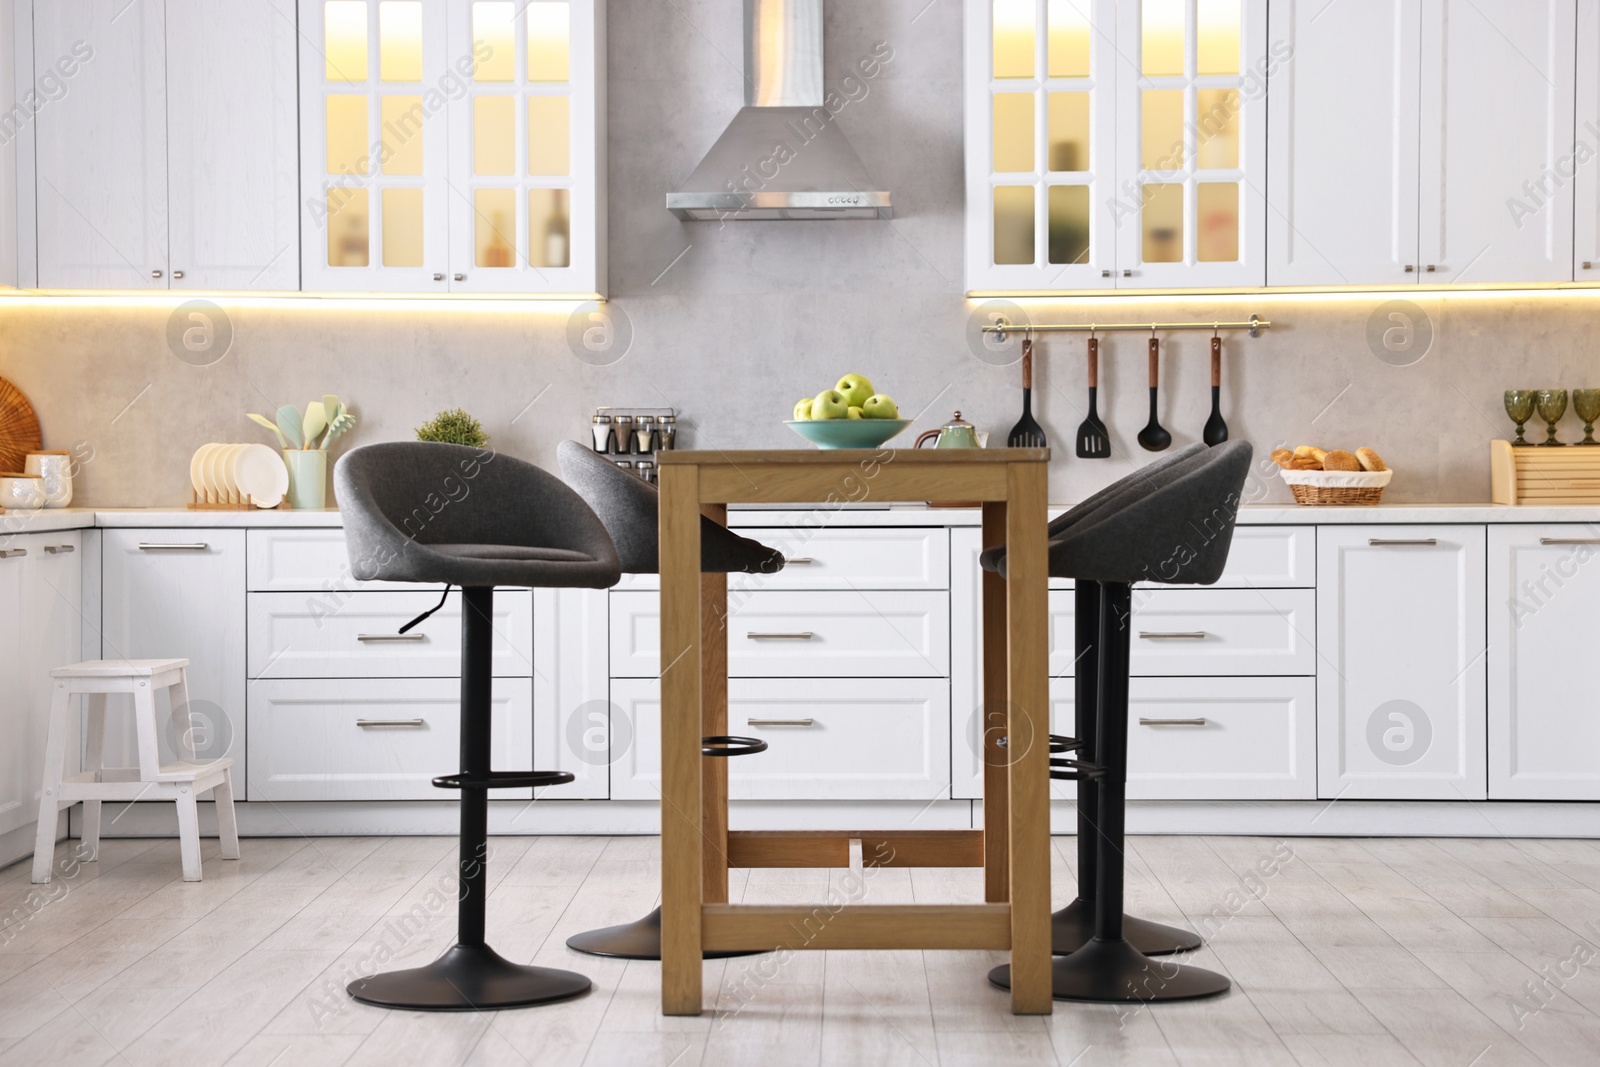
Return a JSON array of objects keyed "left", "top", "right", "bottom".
[
  {"left": 1075, "top": 335, "right": 1110, "bottom": 458},
  {"left": 1007, "top": 335, "right": 1047, "bottom": 448}
]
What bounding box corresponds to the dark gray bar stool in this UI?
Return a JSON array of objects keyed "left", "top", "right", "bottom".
[
  {"left": 335, "top": 442, "right": 621, "bottom": 1011},
  {"left": 556, "top": 441, "right": 784, "bottom": 960},
  {"left": 991, "top": 440, "right": 1251, "bottom": 1002},
  {"left": 982, "top": 442, "right": 1207, "bottom": 958}
]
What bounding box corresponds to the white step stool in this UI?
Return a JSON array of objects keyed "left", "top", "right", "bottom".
[{"left": 32, "top": 658, "right": 239, "bottom": 883}]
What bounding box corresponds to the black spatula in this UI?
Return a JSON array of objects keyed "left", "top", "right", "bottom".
[
  {"left": 1075, "top": 336, "right": 1110, "bottom": 458},
  {"left": 1007, "top": 336, "right": 1046, "bottom": 448}
]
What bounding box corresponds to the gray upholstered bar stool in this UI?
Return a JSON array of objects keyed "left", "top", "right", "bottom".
[
  {"left": 991, "top": 440, "right": 1252, "bottom": 1002},
  {"left": 556, "top": 440, "right": 784, "bottom": 960},
  {"left": 335, "top": 442, "right": 622, "bottom": 1011},
  {"left": 981, "top": 443, "right": 1207, "bottom": 958}
]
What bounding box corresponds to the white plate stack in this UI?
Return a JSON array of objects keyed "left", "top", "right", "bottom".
[{"left": 190, "top": 443, "right": 289, "bottom": 509}]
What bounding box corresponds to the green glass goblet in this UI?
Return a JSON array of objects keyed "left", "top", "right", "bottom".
[
  {"left": 1574, "top": 389, "right": 1600, "bottom": 446},
  {"left": 1536, "top": 389, "right": 1569, "bottom": 446},
  {"left": 1505, "top": 390, "right": 1536, "bottom": 446}
]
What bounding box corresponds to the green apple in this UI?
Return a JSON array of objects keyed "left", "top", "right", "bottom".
[
  {"left": 793, "top": 397, "right": 814, "bottom": 421},
  {"left": 861, "top": 394, "right": 900, "bottom": 419},
  {"left": 835, "top": 374, "right": 874, "bottom": 409},
  {"left": 810, "top": 389, "right": 849, "bottom": 420},
  {"left": 847, "top": 406, "right": 864, "bottom": 419}
]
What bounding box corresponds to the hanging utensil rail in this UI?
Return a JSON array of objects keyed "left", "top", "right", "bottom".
[{"left": 983, "top": 315, "right": 1272, "bottom": 339}]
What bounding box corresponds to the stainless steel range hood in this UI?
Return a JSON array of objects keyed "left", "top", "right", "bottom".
[{"left": 666, "top": 0, "right": 891, "bottom": 221}]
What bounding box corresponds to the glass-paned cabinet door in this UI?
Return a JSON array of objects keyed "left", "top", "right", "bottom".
[
  {"left": 299, "top": 0, "right": 452, "bottom": 290},
  {"left": 965, "top": 0, "right": 1118, "bottom": 291},
  {"left": 445, "top": 0, "right": 602, "bottom": 294},
  {"left": 1112, "top": 0, "right": 1265, "bottom": 288}
]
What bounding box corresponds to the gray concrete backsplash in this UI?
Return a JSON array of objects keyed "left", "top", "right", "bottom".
[{"left": 0, "top": 0, "right": 1575, "bottom": 508}]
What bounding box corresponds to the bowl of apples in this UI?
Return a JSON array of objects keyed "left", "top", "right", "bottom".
[{"left": 786, "top": 374, "right": 910, "bottom": 450}]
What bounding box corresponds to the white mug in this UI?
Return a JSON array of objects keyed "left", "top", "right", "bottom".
[
  {"left": 0, "top": 474, "right": 46, "bottom": 510},
  {"left": 23, "top": 451, "right": 73, "bottom": 507}
]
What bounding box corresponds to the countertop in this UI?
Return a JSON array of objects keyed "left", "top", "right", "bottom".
[{"left": 6, "top": 503, "right": 1600, "bottom": 530}]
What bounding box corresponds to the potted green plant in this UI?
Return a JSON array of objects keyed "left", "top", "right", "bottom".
[
  {"left": 247, "top": 395, "right": 355, "bottom": 509},
  {"left": 415, "top": 408, "right": 490, "bottom": 448}
]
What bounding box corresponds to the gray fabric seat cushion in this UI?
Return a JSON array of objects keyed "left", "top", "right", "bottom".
[
  {"left": 1043, "top": 441, "right": 1253, "bottom": 585},
  {"left": 334, "top": 442, "right": 622, "bottom": 589},
  {"left": 556, "top": 440, "right": 786, "bottom": 575},
  {"left": 979, "top": 443, "right": 1208, "bottom": 574}
]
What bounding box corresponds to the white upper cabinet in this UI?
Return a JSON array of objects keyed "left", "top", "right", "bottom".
[
  {"left": 1570, "top": 1, "right": 1600, "bottom": 277},
  {"left": 1265, "top": 0, "right": 1421, "bottom": 287},
  {"left": 1418, "top": 0, "right": 1575, "bottom": 285},
  {"left": 33, "top": 1, "right": 167, "bottom": 289},
  {"left": 1112, "top": 0, "right": 1267, "bottom": 288},
  {"left": 165, "top": 0, "right": 301, "bottom": 290},
  {"left": 298, "top": 0, "right": 604, "bottom": 294},
  {"left": 32, "top": 0, "right": 300, "bottom": 291},
  {"left": 965, "top": 0, "right": 1119, "bottom": 291}
]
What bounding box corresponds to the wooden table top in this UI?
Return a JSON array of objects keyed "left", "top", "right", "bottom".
[{"left": 657, "top": 447, "right": 1050, "bottom": 465}]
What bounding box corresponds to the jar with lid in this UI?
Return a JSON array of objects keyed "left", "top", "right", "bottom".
[
  {"left": 590, "top": 414, "right": 614, "bottom": 454},
  {"left": 655, "top": 414, "right": 677, "bottom": 450},
  {"left": 635, "top": 459, "right": 656, "bottom": 484},
  {"left": 633, "top": 415, "right": 655, "bottom": 454},
  {"left": 610, "top": 415, "right": 634, "bottom": 455}
]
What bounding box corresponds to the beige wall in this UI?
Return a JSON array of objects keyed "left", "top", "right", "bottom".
[{"left": 0, "top": 1, "right": 1576, "bottom": 508}]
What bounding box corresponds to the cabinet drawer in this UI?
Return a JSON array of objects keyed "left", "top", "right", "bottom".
[
  {"left": 248, "top": 528, "right": 418, "bottom": 592},
  {"left": 1050, "top": 676, "right": 1316, "bottom": 800},
  {"left": 1049, "top": 526, "right": 1315, "bottom": 590},
  {"left": 247, "top": 590, "right": 532, "bottom": 678},
  {"left": 610, "top": 589, "right": 949, "bottom": 678},
  {"left": 613, "top": 677, "right": 950, "bottom": 801},
  {"left": 1044, "top": 588, "right": 1316, "bottom": 677},
  {"left": 246, "top": 677, "right": 533, "bottom": 801},
  {"left": 616, "top": 528, "right": 950, "bottom": 591}
]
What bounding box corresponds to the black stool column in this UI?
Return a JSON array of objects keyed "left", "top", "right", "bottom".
[{"left": 348, "top": 586, "right": 592, "bottom": 1010}]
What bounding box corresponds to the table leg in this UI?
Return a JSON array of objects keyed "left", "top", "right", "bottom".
[
  {"left": 1004, "top": 462, "right": 1052, "bottom": 1014},
  {"left": 701, "top": 505, "right": 731, "bottom": 905},
  {"left": 661, "top": 466, "right": 705, "bottom": 1015},
  {"left": 980, "top": 501, "right": 1010, "bottom": 905}
]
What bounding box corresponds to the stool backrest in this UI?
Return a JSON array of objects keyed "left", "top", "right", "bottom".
[
  {"left": 1048, "top": 442, "right": 1208, "bottom": 540},
  {"left": 1048, "top": 441, "right": 1253, "bottom": 586}
]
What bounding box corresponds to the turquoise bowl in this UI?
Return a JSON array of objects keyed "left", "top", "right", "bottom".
[{"left": 784, "top": 419, "right": 911, "bottom": 450}]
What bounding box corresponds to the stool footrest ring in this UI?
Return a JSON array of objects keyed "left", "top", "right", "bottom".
[
  {"left": 996, "top": 733, "right": 1082, "bottom": 754},
  {"left": 1049, "top": 757, "right": 1104, "bottom": 782},
  {"left": 431, "top": 770, "right": 576, "bottom": 790},
  {"left": 701, "top": 735, "right": 769, "bottom": 758}
]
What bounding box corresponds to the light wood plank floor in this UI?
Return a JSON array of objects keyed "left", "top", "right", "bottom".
[{"left": 3, "top": 834, "right": 1599, "bottom": 1066}]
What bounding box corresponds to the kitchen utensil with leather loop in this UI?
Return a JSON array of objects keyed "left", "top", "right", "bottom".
[
  {"left": 1076, "top": 335, "right": 1111, "bottom": 458},
  {"left": 1007, "top": 331, "right": 1047, "bottom": 448},
  {"left": 1137, "top": 335, "right": 1172, "bottom": 452},
  {"left": 1203, "top": 332, "right": 1229, "bottom": 445}
]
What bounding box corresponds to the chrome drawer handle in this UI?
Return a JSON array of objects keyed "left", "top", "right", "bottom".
[
  {"left": 356, "top": 633, "right": 427, "bottom": 643},
  {"left": 138, "top": 542, "right": 209, "bottom": 551},
  {"left": 1139, "top": 717, "right": 1207, "bottom": 727},
  {"left": 43, "top": 545, "right": 74, "bottom": 554},
  {"left": 1367, "top": 538, "right": 1437, "bottom": 546},
  {"left": 0, "top": 548, "right": 25, "bottom": 558},
  {"left": 748, "top": 718, "right": 815, "bottom": 727},
  {"left": 1138, "top": 631, "right": 1206, "bottom": 640},
  {"left": 745, "top": 631, "right": 814, "bottom": 640},
  {"left": 356, "top": 718, "right": 426, "bottom": 728},
  {"left": 1540, "top": 538, "right": 1600, "bottom": 545},
  {"left": 783, "top": 557, "right": 815, "bottom": 565}
]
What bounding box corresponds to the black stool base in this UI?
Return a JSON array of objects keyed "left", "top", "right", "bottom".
[
  {"left": 1051, "top": 897, "right": 1202, "bottom": 957},
  {"left": 565, "top": 907, "right": 763, "bottom": 961},
  {"left": 348, "top": 943, "right": 591, "bottom": 1011},
  {"left": 988, "top": 937, "right": 1230, "bottom": 1003}
]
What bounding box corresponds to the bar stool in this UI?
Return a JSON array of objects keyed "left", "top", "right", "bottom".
[
  {"left": 334, "top": 442, "right": 622, "bottom": 1011},
  {"left": 555, "top": 440, "right": 782, "bottom": 960},
  {"left": 981, "top": 443, "right": 1207, "bottom": 957},
  {"left": 32, "top": 658, "right": 239, "bottom": 883},
  {"left": 991, "top": 440, "right": 1251, "bottom": 1002}
]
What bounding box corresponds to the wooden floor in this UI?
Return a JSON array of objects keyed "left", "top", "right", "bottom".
[{"left": 3, "top": 833, "right": 1599, "bottom": 1066}]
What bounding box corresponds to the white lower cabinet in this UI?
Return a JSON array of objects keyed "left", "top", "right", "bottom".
[
  {"left": 612, "top": 677, "right": 951, "bottom": 802},
  {"left": 247, "top": 677, "right": 533, "bottom": 801},
  {"left": 0, "top": 543, "right": 30, "bottom": 838},
  {"left": 533, "top": 587, "right": 610, "bottom": 799},
  {"left": 1488, "top": 525, "right": 1600, "bottom": 799},
  {"left": 100, "top": 529, "right": 247, "bottom": 795},
  {"left": 1317, "top": 526, "right": 1487, "bottom": 799}
]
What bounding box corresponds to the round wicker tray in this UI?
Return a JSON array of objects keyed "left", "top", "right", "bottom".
[
  {"left": 0, "top": 378, "right": 42, "bottom": 475},
  {"left": 1279, "top": 468, "right": 1392, "bottom": 506}
]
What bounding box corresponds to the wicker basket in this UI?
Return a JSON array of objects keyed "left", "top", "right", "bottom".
[{"left": 1280, "top": 468, "right": 1392, "bottom": 506}]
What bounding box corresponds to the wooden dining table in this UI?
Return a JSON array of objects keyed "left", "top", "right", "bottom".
[{"left": 655, "top": 446, "right": 1053, "bottom": 1015}]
